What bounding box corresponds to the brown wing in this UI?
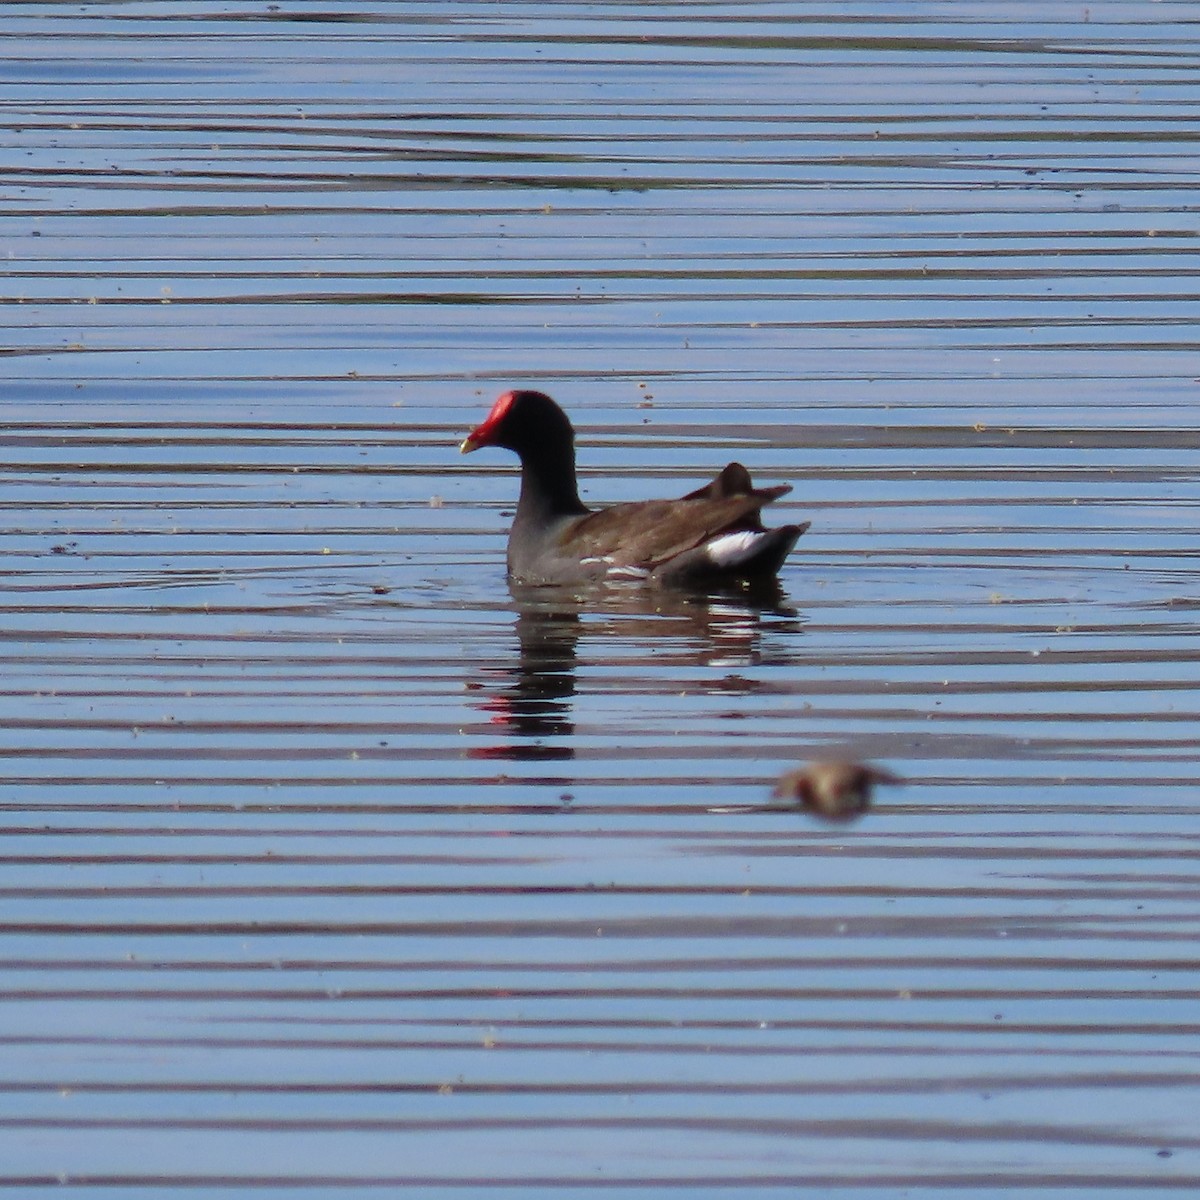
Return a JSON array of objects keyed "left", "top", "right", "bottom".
[
  {"left": 681, "top": 461, "right": 791, "bottom": 505},
  {"left": 560, "top": 466, "right": 791, "bottom": 570}
]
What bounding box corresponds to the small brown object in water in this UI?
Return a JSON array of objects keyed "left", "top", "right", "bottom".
[{"left": 771, "top": 760, "right": 902, "bottom": 821}]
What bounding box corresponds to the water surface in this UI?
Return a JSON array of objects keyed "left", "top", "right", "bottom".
[{"left": 2, "top": 2, "right": 1199, "bottom": 1195}]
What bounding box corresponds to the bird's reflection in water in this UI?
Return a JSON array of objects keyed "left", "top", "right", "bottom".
[
  {"left": 470, "top": 581, "right": 803, "bottom": 763},
  {"left": 473, "top": 601, "right": 581, "bottom": 760}
]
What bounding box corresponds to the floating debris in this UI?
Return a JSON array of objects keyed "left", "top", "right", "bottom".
[{"left": 771, "top": 760, "right": 903, "bottom": 821}]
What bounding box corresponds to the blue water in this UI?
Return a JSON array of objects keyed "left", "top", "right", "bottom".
[{"left": 1, "top": 2, "right": 1199, "bottom": 1194}]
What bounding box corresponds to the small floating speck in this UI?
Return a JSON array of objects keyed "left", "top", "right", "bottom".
[{"left": 771, "top": 760, "right": 903, "bottom": 821}]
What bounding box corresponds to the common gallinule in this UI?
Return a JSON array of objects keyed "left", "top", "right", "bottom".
[
  {"left": 771, "top": 760, "right": 903, "bottom": 821},
  {"left": 460, "top": 390, "right": 808, "bottom": 586}
]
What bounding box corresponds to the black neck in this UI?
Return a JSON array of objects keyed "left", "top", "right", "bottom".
[{"left": 515, "top": 443, "right": 588, "bottom": 524}]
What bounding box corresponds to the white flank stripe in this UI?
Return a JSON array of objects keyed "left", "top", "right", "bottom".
[{"left": 704, "top": 530, "right": 766, "bottom": 567}]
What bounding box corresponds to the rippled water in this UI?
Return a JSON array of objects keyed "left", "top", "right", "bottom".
[{"left": 3, "top": 2, "right": 1200, "bottom": 1195}]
